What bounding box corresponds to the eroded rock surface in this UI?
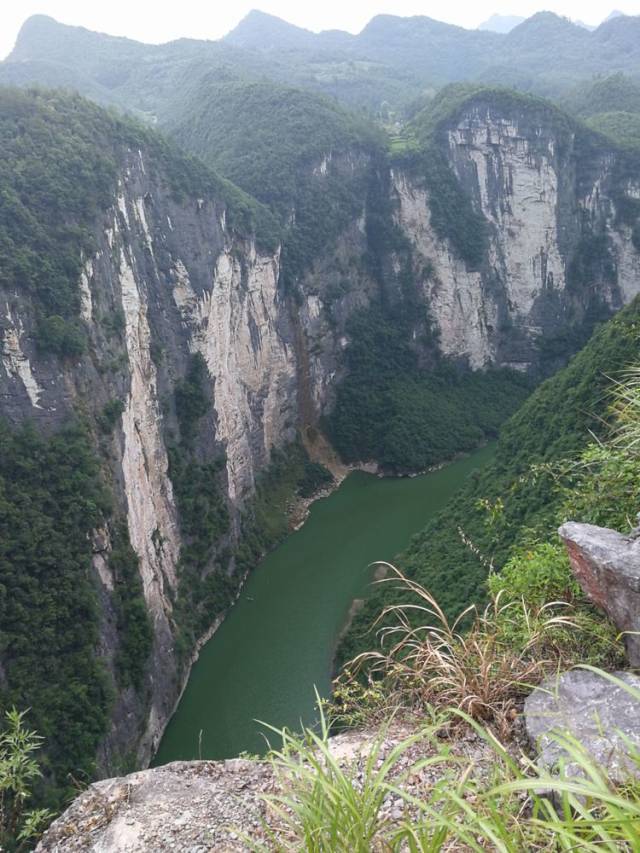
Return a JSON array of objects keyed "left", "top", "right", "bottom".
[
  {"left": 36, "top": 759, "right": 274, "bottom": 853},
  {"left": 525, "top": 669, "right": 640, "bottom": 782},
  {"left": 36, "top": 723, "right": 509, "bottom": 852},
  {"left": 559, "top": 521, "right": 640, "bottom": 665}
]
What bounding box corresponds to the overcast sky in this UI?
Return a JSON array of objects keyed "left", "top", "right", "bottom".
[{"left": 2, "top": 1, "right": 639, "bottom": 61}]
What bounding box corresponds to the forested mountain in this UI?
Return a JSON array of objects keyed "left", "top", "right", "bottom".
[
  {"left": 224, "top": 10, "right": 640, "bottom": 101},
  {"left": 164, "top": 79, "right": 382, "bottom": 218},
  {"left": 5, "top": 11, "right": 640, "bottom": 116},
  {"left": 562, "top": 73, "right": 640, "bottom": 118},
  {"left": 3, "top": 8, "right": 640, "bottom": 832},
  {"left": 559, "top": 73, "right": 640, "bottom": 150}
]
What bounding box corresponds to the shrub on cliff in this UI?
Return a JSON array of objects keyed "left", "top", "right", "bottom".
[
  {"left": 0, "top": 708, "right": 52, "bottom": 851},
  {"left": 334, "top": 564, "right": 621, "bottom": 738}
]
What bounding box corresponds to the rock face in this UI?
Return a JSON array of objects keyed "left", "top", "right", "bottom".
[
  {"left": 35, "top": 759, "right": 273, "bottom": 852},
  {"left": 395, "top": 100, "right": 640, "bottom": 371},
  {"left": 0, "top": 144, "right": 300, "bottom": 770},
  {"left": 559, "top": 521, "right": 640, "bottom": 665},
  {"left": 525, "top": 669, "right": 640, "bottom": 782},
  {"left": 35, "top": 721, "right": 514, "bottom": 852}
]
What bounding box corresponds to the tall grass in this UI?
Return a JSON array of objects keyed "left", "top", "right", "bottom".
[
  {"left": 249, "top": 705, "right": 450, "bottom": 851},
  {"left": 339, "top": 565, "right": 579, "bottom": 734},
  {"left": 609, "top": 365, "right": 640, "bottom": 458},
  {"left": 249, "top": 674, "right": 640, "bottom": 851},
  {"left": 243, "top": 559, "right": 638, "bottom": 851}
]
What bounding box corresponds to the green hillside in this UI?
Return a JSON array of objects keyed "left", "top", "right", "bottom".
[
  {"left": 338, "top": 297, "right": 640, "bottom": 665},
  {"left": 562, "top": 73, "right": 640, "bottom": 118},
  {"left": 0, "top": 86, "right": 277, "bottom": 354},
  {"left": 7, "top": 12, "right": 640, "bottom": 117},
  {"left": 165, "top": 79, "right": 382, "bottom": 217}
]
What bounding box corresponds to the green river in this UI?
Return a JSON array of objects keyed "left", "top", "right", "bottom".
[{"left": 154, "top": 445, "right": 494, "bottom": 765}]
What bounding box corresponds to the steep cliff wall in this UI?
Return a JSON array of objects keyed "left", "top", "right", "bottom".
[
  {"left": 2, "top": 88, "right": 640, "bottom": 792},
  {"left": 391, "top": 97, "right": 640, "bottom": 372},
  {"left": 0, "top": 106, "right": 298, "bottom": 774}
]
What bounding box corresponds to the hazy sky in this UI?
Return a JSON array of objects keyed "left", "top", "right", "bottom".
[{"left": 2, "top": 1, "right": 639, "bottom": 61}]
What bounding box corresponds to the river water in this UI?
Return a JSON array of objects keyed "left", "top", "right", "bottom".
[{"left": 154, "top": 445, "right": 494, "bottom": 764}]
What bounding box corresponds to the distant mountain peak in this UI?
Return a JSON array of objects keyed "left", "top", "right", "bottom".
[
  {"left": 17, "top": 13, "right": 58, "bottom": 29},
  {"left": 238, "top": 9, "right": 304, "bottom": 28},
  {"left": 478, "top": 14, "right": 525, "bottom": 34},
  {"left": 225, "top": 9, "right": 315, "bottom": 47},
  {"left": 506, "top": 10, "right": 591, "bottom": 37}
]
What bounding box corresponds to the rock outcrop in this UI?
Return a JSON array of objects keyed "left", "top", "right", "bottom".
[
  {"left": 36, "top": 759, "right": 273, "bottom": 853},
  {"left": 525, "top": 669, "right": 640, "bottom": 782},
  {"left": 559, "top": 521, "right": 640, "bottom": 665},
  {"left": 36, "top": 722, "right": 509, "bottom": 852}
]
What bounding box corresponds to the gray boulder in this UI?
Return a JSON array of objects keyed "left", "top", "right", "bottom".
[
  {"left": 525, "top": 669, "right": 640, "bottom": 782},
  {"left": 558, "top": 521, "right": 640, "bottom": 665}
]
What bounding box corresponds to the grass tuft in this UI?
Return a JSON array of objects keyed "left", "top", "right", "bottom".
[{"left": 339, "top": 564, "right": 581, "bottom": 735}]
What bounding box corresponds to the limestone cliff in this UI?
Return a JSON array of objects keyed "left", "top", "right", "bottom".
[
  {"left": 0, "top": 141, "right": 298, "bottom": 769},
  {"left": 392, "top": 97, "right": 640, "bottom": 371}
]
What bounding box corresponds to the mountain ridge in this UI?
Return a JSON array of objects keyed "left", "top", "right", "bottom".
[{"left": 7, "top": 10, "right": 640, "bottom": 114}]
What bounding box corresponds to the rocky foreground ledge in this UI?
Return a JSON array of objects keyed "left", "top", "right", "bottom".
[
  {"left": 36, "top": 758, "right": 272, "bottom": 852},
  {"left": 37, "top": 669, "right": 640, "bottom": 852},
  {"left": 36, "top": 724, "right": 509, "bottom": 852}
]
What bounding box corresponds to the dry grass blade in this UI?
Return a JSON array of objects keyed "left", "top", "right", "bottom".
[{"left": 341, "top": 565, "right": 580, "bottom": 732}]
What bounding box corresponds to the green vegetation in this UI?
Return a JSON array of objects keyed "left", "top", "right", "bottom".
[
  {"left": 297, "top": 461, "right": 333, "bottom": 498},
  {"left": 98, "top": 398, "right": 125, "bottom": 434},
  {"left": 0, "top": 88, "right": 116, "bottom": 354},
  {"left": 588, "top": 111, "right": 640, "bottom": 150},
  {"left": 167, "top": 354, "right": 232, "bottom": 656},
  {"left": 173, "top": 354, "right": 211, "bottom": 450},
  {"left": 419, "top": 148, "right": 488, "bottom": 268},
  {"left": 408, "top": 83, "right": 574, "bottom": 149},
  {"left": 169, "top": 442, "right": 234, "bottom": 658},
  {"left": 109, "top": 525, "right": 153, "bottom": 691},
  {"left": 336, "top": 556, "right": 621, "bottom": 735},
  {"left": 0, "top": 421, "right": 112, "bottom": 808},
  {"left": 0, "top": 87, "right": 278, "bottom": 358},
  {"left": 339, "top": 297, "right": 640, "bottom": 665},
  {"left": 255, "top": 673, "right": 640, "bottom": 851},
  {"left": 251, "top": 707, "right": 421, "bottom": 851},
  {"left": 166, "top": 80, "right": 380, "bottom": 219},
  {"left": 36, "top": 315, "right": 87, "bottom": 358},
  {"left": 0, "top": 708, "right": 52, "bottom": 852},
  {"left": 562, "top": 73, "right": 640, "bottom": 119},
  {"left": 0, "top": 416, "right": 152, "bottom": 815},
  {"left": 167, "top": 79, "right": 382, "bottom": 281},
  {"left": 329, "top": 306, "right": 530, "bottom": 471},
  {"left": 560, "top": 74, "right": 640, "bottom": 150}
]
